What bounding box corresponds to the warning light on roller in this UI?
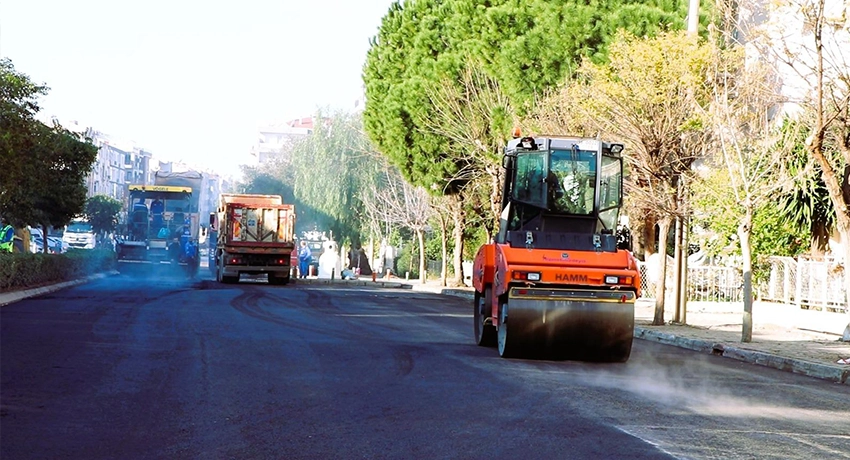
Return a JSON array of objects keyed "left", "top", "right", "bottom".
[
  {"left": 605, "top": 275, "right": 634, "bottom": 285},
  {"left": 512, "top": 271, "right": 541, "bottom": 281}
]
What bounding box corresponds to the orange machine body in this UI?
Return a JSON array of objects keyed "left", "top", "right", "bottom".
[{"left": 474, "top": 242, "right": 640, "bottom": 327}]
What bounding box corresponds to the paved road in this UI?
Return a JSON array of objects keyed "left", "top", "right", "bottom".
[{"left": 2, "top": 274, "right": 848, "bottom": 459}]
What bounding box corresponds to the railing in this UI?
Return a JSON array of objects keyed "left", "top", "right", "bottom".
[
  {"left": 762, "top": 256, "right": 846, "bottom": 313},
  {"left": 637, "top": 262, "right": 743, "bottom": 303}
]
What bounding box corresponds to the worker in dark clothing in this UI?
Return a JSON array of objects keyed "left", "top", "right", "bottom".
[{"left": 151, "top": 199, "right": 165, "bottom": 231}]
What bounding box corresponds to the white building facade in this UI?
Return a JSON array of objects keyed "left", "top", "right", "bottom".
[{"left": 250, "top": 117, "right": 314, "bottom": 165}]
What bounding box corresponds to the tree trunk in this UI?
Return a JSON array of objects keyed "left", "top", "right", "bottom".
[
  {"left": 643, "top": 213, "right": 657, "bottom": 258},
  {"left": 653, "top": 217, "right": 672, "bottom": 325},
  {"left": 416, "top": 228, "right": 426, "bottom": 284},
  {"left": 739, "top": 207, "right": 754, "bottom": 343},
  {"left": 437, "top": 211, "right": 448, "bottom": 287},
  {"left": 808, "top": 143, "right": 850, "bottom": 341},
  {"left": 810, "top": 220, "right": 829, "bottom": 257},
  {"left": 41, "top": 224, "right": 49, "bottom": 254},
  {"left": 841, "top": 225, "right": 850, "bottom": 342},
  {"left": 489, "top": 165, "right": 503, "bottom": 237},
  {"left": 450, "top": 196, "right": 464, "bottom": 287}
]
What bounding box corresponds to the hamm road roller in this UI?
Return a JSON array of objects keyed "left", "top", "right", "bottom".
[{"left": 472, "top": 135, "right": 641, "bottom": 361}]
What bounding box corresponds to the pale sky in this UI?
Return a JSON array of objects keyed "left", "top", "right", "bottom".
[{"left": 0, "top": 0, "right": 393, "bottom": 176}]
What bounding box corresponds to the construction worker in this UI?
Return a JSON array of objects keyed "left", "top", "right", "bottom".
[
  {"left": 298, "top": 240, "right": 311, "bottom": 278},
  {"left": 0, "top": 218, "right": 14, "bottom": 253}
]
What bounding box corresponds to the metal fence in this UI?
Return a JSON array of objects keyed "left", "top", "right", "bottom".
[
  {"left": 637, "top": 262, "right": 743, "bottom": 303},
  {"left": 762, "top": 256, "right": 846, "bottom": 312},
  {"left": 637, "top": 256, "right": 847, "bottom": 314}
]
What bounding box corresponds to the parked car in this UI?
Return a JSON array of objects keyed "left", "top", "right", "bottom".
[
  {"left": 48, "top": 236, "right": 67, "bottom": 253},
  {"left": 29, "top": 227, "right": 63, "bottom": 254},
  {"left": 63, "top": 219, "right": 96, "bottom": 250}
]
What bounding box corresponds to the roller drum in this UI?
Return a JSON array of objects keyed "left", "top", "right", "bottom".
[{"left": 502, "top": 288, "right": 635, "bottom": 361}]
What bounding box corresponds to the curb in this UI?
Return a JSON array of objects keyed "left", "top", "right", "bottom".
[
  {"left": 0, "top": 271, "right": 119, "bottom": 307},
  {"left": 437, "top": 288, "right": 475, "bottom": 300},
  {"left": 635, "top": 327, "right": 849, "bottom": 385}
]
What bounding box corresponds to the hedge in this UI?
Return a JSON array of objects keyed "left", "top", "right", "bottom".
[{"left": 0, "top": 249, "right": 116, "bottom": 292}]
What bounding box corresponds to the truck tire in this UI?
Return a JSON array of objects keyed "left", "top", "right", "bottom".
[
  {"left": 268, "top": 273, "right": 289, "bottom": 285},
  {"left": 216, "top": 253, "right": 238, "bottom": 284},
  {"left": 474, "top": 288, "right": 496, "bottom": 347},
  {"left": 497, "top": 301, "right": 520, "bottom": 358}
]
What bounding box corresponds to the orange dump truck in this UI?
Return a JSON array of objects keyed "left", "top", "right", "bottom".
[
  {"left": 473, "top": 136, "right": 641, "bottom": 361},
  {"left": 210, "top": 194, "right": 296, "bottom": 285}
]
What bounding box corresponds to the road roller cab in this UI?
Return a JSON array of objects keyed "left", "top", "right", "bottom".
[{"left": 472, "top": 136, "right": 641, "bottom": 361}]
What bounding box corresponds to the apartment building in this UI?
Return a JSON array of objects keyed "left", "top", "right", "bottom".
[{"left": 250, "top": 117, "right": 315, "bottom": 165}]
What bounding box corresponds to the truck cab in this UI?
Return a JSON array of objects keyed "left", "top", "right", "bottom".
[{"left": 62, "top": 219, "right": 96, "bottom": 250}]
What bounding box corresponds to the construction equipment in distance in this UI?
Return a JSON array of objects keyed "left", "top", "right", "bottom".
[
  {"left": 209, "top": 193, "right": 296, "bottom": 285},
  {"left": 115, "top": 171, "right": 203, "bottom": 276},
  {"left": 472, "top": 136, "right": 641, "bottom": 362}
]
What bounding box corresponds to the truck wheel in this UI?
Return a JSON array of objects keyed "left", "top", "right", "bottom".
[
  {"left": 474, "top": 288, "right": 496, "bottom": 347},
  {"left": 269, "top": 274, "right": 289, "bottom": 286},
  {"left": 497, "top": 301, "right": 520, "bottom": 358},
  {"left": 217, "top": 258, "right": 238, "bottom": 284}
]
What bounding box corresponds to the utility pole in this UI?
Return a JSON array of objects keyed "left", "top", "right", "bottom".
[
  {"left": 673, "top": 216, "right": 684, "bottom": 323},
  {"left": 672, "top": 0, "right": 699, "bottom": 323}
]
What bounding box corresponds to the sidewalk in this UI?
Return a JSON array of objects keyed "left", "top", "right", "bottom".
[{"left": 3, "top": 274, "right": 849, "bottom": 384}]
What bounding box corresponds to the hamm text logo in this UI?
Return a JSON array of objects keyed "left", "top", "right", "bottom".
[{"left": 555, "top": 273, "right": 588, "bottom": 283}]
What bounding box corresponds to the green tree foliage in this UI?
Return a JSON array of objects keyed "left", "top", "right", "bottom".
[
  {"left": 0, "top": 59, "right": 98, "bottom": 233},
  {"left": 239, "top": 166, "right": 292, "bottom": 200},
  {"left": 290, "top": 110, "right": 386, "bottom": 244},
  {"left": 0, "top": 58, "right": 48, "bottom": 224},
  {"left": 32, "top": 123, "right": 98, "bottom": 230},
  {"left": 775, "top": 119, "right": 835, "bottom": 255},
  {"left": 363, "top": 0, "right": 698, "bottom": 195},
  {"left": 239, "top": 111, "right": 385, "bottom": 246},
  {"left": 86, "top": 195, "right": 123, "bottom": 236},
  {"left": 692, "top": 168, "right": 808, "bottom": 265}
]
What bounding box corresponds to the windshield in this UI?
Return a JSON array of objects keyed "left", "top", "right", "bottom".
[
  {"left": 547, "top": 149, "right": 597, "bottom": 215},
  {"left": 511, "top": 149, "right": 598, "bottom": 214},
  {"left": 598, "top": 154, "right": 623, "bottom": 230},
  {"left": 511, "top": 153, "right": 547, "bottom": 206},
  {"left": 67, "top": 222, "right": 93, "bottom": 233}
]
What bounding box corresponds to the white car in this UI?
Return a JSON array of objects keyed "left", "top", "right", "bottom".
[
  {"left": 63, "top": 220, "right": 96, "bottom": 250},
  {"left": 29, "top": 228, "right": 64, "bottom": 254}
]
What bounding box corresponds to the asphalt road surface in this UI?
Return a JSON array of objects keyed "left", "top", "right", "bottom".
[{"left": 2, "top": 273, "right": 849, "bottom": 459}]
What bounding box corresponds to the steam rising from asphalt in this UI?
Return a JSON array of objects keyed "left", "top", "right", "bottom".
[
  {"left": 569, "top": 353, "right": 850, "bottom": 423},
  {"left": 115, "top": 265, "right": 207, "bottom": 288}
]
